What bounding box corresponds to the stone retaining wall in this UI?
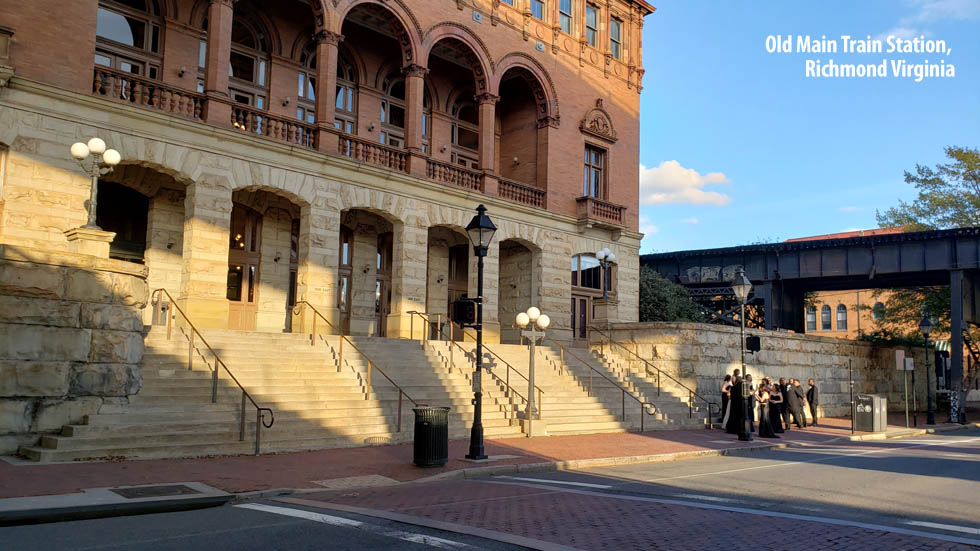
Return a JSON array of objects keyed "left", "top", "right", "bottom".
[
  {"left": 602, "top": 322, "right": 930, "bottom": 418},
  {"left": 0, "top": 244, "right": 147, "bottom": 454}
]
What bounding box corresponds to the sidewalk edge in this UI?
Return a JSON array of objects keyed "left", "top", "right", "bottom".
[{"left": 0, "top": 494, "right": 233, "bottom": 526}]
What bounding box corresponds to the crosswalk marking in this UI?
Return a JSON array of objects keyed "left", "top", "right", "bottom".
[{"left": 496, "top": 475, "right": 612, "bottom": 489}]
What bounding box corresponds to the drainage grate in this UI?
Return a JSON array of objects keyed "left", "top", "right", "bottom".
[{"left": 110, "top": 484, "right": 202, "bottom": 499}]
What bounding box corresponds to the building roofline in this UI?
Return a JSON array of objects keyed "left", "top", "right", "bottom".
[
  {"left": 632, "top": 0, "right": 656, "bottom": 16},
  {"left": 641, "top": 226, "right": 980, "bottom": 261}
]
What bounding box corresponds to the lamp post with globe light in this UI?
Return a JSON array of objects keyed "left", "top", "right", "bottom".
[
  {"left": 464, "top": 205, "right": 496, "bottom": 460},
  {"left": 516, "top": 307, "right": 550, "bottom": 437},
  {"left": 596, "top": 248, "right": 616, "bottom": 300},
  {"left": 920, "top": 315, "right": 935, "bottom": 425},
  {"left": 732, "top": 268, "right": 753, "bottom": 442},
  {"left": 69, "top": 137, "right": 122, "bottom": 230}
]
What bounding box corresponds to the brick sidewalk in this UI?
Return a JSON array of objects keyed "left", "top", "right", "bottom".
[
  {"left": 289, "top": 480, "right": 980, "bottom": 550},
  {"left": 0, "top": 415, "right": 971, "bottom": 499}
]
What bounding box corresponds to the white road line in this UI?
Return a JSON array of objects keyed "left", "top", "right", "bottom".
[
  {"left": 637, "top": 436, "right": 980, "bottom": 483},
  {"left": 673, "top": 493, "right": 741, "bottom": 503},
  {"left": 496, "top": 476, "right": 612, "bottom": 489},
  {"left": 484, "top": 480, "right": 980, "bottom": 547},
  {"left": 904, "top": 521, "right": 980, "bottom": 535},
  {"left": 937, "top": 452, "right": 976, "bottom": 459},
  {"left": 234, "top": 503, "right": 475, "bottom": 549}
]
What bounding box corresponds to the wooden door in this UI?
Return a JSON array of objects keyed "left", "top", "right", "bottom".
[
  {"left": 375, "top": 232, "right": 393, "bottom": 338},
  {"left": 338, "top": 227, "right": 353, "bottom": 335},
  {"left": 571, "top": 294, "right": 591, "bottom": 347},
  {"left": 227, "top": 204, "right": 261, "bottom": 331}
]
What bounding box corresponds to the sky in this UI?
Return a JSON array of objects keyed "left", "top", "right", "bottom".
[{"left": 636, "top": 0, "right": 980, "bottom": 253}]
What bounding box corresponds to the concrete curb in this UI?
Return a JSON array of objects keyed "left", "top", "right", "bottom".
[{"left": 836, "top": 422, "right": 980, "bottom": 442}]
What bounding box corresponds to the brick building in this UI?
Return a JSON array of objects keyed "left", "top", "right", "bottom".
[{"left": 0, "top": 0, "right": 654, "bottom": 344}]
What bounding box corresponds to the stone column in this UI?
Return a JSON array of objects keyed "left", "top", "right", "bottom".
[
  {"left": 387, "top": 223, "right": 428, "bottom": 339},
  {"left": 143, "top": 190, "right": 185, "bottom": 324},
  {"left": 255, "top": 208, "right": 292, "bottom": 332},
  {"left": 536, "top": 116, "right": 556, "bottom": 195},
  {"left": 178, "top": 179, "right": 232, "bottom": 328},
  {"left": 468, "top": 241, "right": 499, "bottom": 343},
  {"left": 314, "top": 30, "right": 342, "bottom": 154},
  {"left": 203, "top": 0, "right": 236, "bottom": 127},
  {"left": 477, "top": 93, "right": 499, "bottom": 195},
  {"left": 294, "top": 202, "right": 338, "bottom": 331},
  {"left": 349, "top": 227, "right": 378, "bottom": 336},
  {"left": 403, "top": 64, "right": 430, "bottom": 178}
]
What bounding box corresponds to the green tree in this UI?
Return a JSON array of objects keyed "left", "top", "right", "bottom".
[
  {"left": 869, "top": 146, "right": 979, "bottom": 341},
  {"left": 638, "top": 266, "right": 705, "bottom": 322}
]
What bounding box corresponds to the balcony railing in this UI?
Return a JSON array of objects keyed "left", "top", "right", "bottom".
[
  {"left": 93, "top": 66, "right": 206, "bottom": 120},
  {"left": 576, "top": 196, "right": 626, "bottom": 227},
  {"left": 337, "top": 133, "right": 408, "bottom": 173},
  {"left": 498, "top": 177, "right": 546, "bottom": 208},
  {"left": 426, "top": 159, "right": 483, "bottom": 192},
  {"left": 232, "top": 105, "right": 316, "bottom": 149}
]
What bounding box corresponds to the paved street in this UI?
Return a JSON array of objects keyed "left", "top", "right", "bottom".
[{"left": 3, "top": 428, "right": 979, "bottom": 550}]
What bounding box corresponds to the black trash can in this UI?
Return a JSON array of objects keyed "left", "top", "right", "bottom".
[{"left": 413, "top": 406, "right": 450, "bottom": 467}]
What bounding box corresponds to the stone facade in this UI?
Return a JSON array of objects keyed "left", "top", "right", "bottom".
[
  {"left": 603, "top": 323, "right": 931, "bottom": 418},
  {"left": 0, "top": 244, "right": 147, "bottom": 453}
]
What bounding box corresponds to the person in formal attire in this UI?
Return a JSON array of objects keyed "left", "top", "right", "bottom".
[
  {"left": 725, "top": 376, "right": 744, "bottom": 434},
  {"left": 792, "top": 379, "right": 808, "bottom": 427},
  {"left": 807, "top": 378, "right": 819, "bottom": 426},
  {"left": 769, "top": 382, "right": 785, "bottom": 433},
  {"left": 778, "top": 378, "right": 791, "bottom": 430},
  {"left": 745, "top": 374, "right": 756, "bottom": 433},
  {"left": 784, "top": 378, "right": 805, "bottom": 428},
  {"left": 756, "top": 383, "right": 778, "bottom": 438},
  {"left": 721, "top": 375, "right": 732, "bottom": 427}
]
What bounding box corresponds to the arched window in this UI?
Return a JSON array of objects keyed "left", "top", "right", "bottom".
[
  {"left": 334, "top": 51, "right": 357, "bottom": 134},
  {"left": 296, "top": 40, "right": 317, "bottom": 123},
  {"left": 872, "top": 302, "right": 885, "bottom": 321},
  {"left": 451, "top": 96, "right": 480, "bottom": 169},
  {"left": 570, "top": 253, "right": 612, "bottom": 292},
  {"left": 805, "top": 306, "right": 816, "bottom": 331},
  {"left": 227, "top": 13, "right": 270, "bottom": 109},
  {"left": 380, "top": 71, "right": 406, "bottom": 148},
  {"left": 95, "top": 0, "right": 163, "bottom": 79},
  {"left": 836, "top": 304, "right": 847, "bottom": 331},
  {"left": 820, "top": 305, "right": 832, "bottom": 331}
]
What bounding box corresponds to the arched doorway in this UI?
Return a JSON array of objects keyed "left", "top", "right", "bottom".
[
  {"left": 426, "top": 226, "right": 470, "bottom": 340},
  {"left": 495, "top": 69, "right": 541, "bottom": 185},
  {"left": 498, "top": 239, "right": 538, "bottom": 344},
  {"left": 339, "top": 209, "right": 395, "bottom": 337}
]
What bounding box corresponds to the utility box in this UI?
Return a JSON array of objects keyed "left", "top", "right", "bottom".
[{"left": 854, "top": 394, "right": 887, "bottom": 432}]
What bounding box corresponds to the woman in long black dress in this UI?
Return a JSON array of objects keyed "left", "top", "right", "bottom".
[
  {"left": 720, "top": 375, "right": 732, "bottom": 428},
  {"left": 769, "top": 383, "right": 785, "bottom": 434},
  {"left": 757, "top": 383, "right": 779, "bottom": 438},
  {"left": 725, "top": 377, "right": 743, "bottom": 434}
]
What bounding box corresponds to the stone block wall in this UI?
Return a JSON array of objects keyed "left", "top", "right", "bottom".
[
  {"left": 603, "top": 323, "right": 930, "bottom": 418},
  {"left": 0, "top": 244, "right": 147, "bottom": 454}
]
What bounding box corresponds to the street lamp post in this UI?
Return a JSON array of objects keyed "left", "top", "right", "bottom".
[
  {"left": 69, "top": 137, "right": 122, "bottom": 229},
  {"left": 516, "top": 307, "right": 550, "bottom": 437},
  {"left": 464, "top": 205, "right": 496, "bottom": 460},
  {"left": 920, "top": 315, "right": 935, "bottom": 425},
  {"left": 595, "top": 248, "right": 616, "bottom": 300},
  {"left": 732, "top": 268, "right": 753, "bottom": 442}
]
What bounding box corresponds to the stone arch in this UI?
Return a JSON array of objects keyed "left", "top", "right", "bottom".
[
  {"left": 423, "top": 24, "right": 494, "bottom": 93},
  {"left": 227, "top": 161, "right": 317, "bottom": 207},
  {"left": 333, "top": 187, "right": 409, "bottom": 226},
  {"left": 493, "top": 53, "right": 560, "bottom": 123},
  {"left": 335, "top": 0, "right": 422, "bottom": 67}
]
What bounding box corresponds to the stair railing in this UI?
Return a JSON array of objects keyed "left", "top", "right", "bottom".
[
  {"left": 589, "top": 326, "right": 720, "bottom": 421},
  {"left": 150, "top": 289, "right": 274, "bottom": 455},
  {"left": 545, "top": 338, "right": 658, "bottom": 432},
  {"left": 405, "top": 311, "right": 543, "bottom": 419},
  {"left": 292, "top": 301, "right": 419, "bottom": 432}
]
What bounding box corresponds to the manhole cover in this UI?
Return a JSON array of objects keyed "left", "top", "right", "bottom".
[{"left": 110, "top": 484, "right": 202, "bottom": 499}]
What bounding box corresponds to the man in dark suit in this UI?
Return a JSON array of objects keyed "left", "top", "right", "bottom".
[
  {"left": 784, "top": 378, "right": 805, "bottom": 428},
  {"left": 778, "top": 378, "right": 791, "bottom": 430},
  {"left": 792, "top": 379, "right": 808, "bottom": 428},
  {"left": 807, "top": 378, "right": 819, "bottom": 426}
]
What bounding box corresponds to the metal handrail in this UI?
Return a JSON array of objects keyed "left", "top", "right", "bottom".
[
  {"left": 292, "top": 301, "right": 418, "bottom": 432},
  {"left": 589, "top": 326, "right": 721, "bottom": 420},
  {"left": 150, "top": 289, "right": 273, "bottom": 455},
  {"left": 545, "top": 338, "right": 658, "bottom": 432},
  {"left": 405, "top": 311, "right": 544, "bottom": 416}
]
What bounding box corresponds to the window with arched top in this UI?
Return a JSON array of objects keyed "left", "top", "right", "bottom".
[
  {"left": 820, "top": 305, "right": 832, "bottom": 331},
  {"left": 836, "top": 304, "right": 848, "bottom": 331},
  {"left": 380, "top": 72, "right": 406, "bottom": 148},
  {"left": 296, "top": 40, "right": 317, "bottom": 123},
  {"left": 805, "top": 305, "right": 816, "bottom": 331},
  {"left": 95, "top": 0, "right": 163, "bottom": 79},
  {"left": 451, "top": 97, "right": 480, "bottom": 169},
  {"left": 571, "top": 253, "right": 614, "bottom": 293},
  {"left": 227, "top": 13, "right": 270, "bottom": 109},
  {"left": 334, "top": 51, "right": 357, "bottom": 134},
  {"left": 872, "top": 301, "right": 885, "bottom": 321}
]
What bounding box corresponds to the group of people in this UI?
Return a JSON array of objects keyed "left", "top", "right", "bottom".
[{"left": 720, "top": 370, "right": 820, "bottom": 438}]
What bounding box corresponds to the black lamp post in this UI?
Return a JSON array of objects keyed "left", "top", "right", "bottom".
[
  {"left": 732, "top": 268, "right": 753, "bottom": 442},
  {"left": 920, "top": 315, "right": 935, "bottom": 425},
  {"left": 464, "top": 204, "right": 496, "bottom": 460},
  {"left": 596, "top": 248, "right": 616, "bottom": 300}
]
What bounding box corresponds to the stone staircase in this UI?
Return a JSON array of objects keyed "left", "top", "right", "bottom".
[{"left": 19, "top": 328, "right": 522, "bottom": 462}]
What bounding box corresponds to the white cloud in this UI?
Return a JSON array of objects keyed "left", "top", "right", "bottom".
[
  {"left": 681, "top": 217, "right": 699, "bottom": 224},
  {"left": 838, "top": 206, "right": 861, "bottom": 213},
  {"left": 876, "top": 0, "right": 980, "bottom": 41},
  {"left": 639, "top": 161, "right": 732, "bottom": 206}
]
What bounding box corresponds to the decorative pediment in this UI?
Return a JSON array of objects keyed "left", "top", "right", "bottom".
[{"left": 579, "top": 99, "right": 617, "bottom": 143}]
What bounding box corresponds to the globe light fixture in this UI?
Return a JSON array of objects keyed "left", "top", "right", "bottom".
[
  {"left": 68, "top": 137, "right": 122, "bottom": 230},
  {"left": 595, "top": 248, "right": 617, "bottom": 300},
  {"left": 517, "top": 306, "right": 549, "bottom": 437}
]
